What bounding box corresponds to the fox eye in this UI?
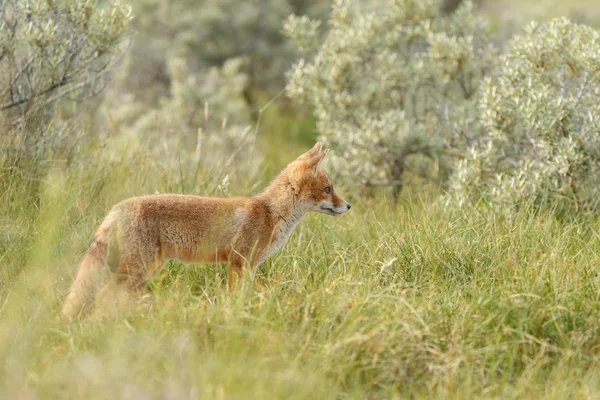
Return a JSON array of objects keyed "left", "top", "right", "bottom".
[{"left": 324, "top": 186, "right": 331, "bottom": 194}]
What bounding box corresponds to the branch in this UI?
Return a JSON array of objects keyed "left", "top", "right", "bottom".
[
  {"left": 12, "top": 53, "right": 120, "bottom": 119},
  {"left": 0, "top": 56, "right": 34, "bottom": 100},
  {"left": 363, "top": 179, "right": 404, "bottom": 187},
  {"left": 0, "top": 76, "right": 72, "bottom": 110}
]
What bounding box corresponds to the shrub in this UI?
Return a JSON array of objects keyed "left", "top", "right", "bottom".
[
  {"left": 100, "top": 56, "right": 261, "bottom": 183},
  {"left": 0, "top": 0, "right": 131, "bottom": 170},
  {"left": 119, "top": 0, "right": 330, "bottom": 110},
  {"left": 91, "top": 0, "right": 331, "bottom": 186},
  {"left": 285, "top": 0, "right": 495, "bottom": 198},
  {"left": 447, "top": 18, "right": 600, "bottom": 212}
]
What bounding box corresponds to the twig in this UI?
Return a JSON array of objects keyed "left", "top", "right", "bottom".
[{"left": 363, "top": 179, "right": 404, "bottom": 187}]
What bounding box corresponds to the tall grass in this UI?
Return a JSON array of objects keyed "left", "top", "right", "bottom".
[{"left": 2, "top": 132, "right": 600, "bottom": 398}]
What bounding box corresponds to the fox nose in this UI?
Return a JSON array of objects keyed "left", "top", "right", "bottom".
[{"left": 347, "top": 204, "right": 351, "bottom": 210}]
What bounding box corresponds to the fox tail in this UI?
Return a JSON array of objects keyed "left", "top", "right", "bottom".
[{"left": 62, "top": 212, "right": 116, "bottom": 318}]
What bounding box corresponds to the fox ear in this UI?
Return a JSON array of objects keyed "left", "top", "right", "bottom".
[
  {"left": 297, "top": 142, "right": 323, "bottom": 161},
  {"left": 288, "top": 169, "right": 303, "bottom": 195},
  {"left": 306, "top": 148, "right": 329, "bottom": 171}
]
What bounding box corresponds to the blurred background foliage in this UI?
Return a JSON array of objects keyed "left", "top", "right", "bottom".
[{"left": 2, "top": 0, "right": 600, "bottom": 213}]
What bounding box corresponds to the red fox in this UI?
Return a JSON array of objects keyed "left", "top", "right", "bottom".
[{"left": 62, "top": 142, "right": 351, "bottom": 317}]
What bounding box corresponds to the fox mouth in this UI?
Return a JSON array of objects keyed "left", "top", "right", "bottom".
[{"left": 320, "top": 206, "right": 343, "bottom": 215}]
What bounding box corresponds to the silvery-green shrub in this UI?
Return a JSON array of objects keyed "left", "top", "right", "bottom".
[
  {"left": 0, "top": 0, "right": 131, "bottom": 169},
  {"left": 448, "top": 18, "right": 600, "bottom": 212},
  {"left": 102, "top": 56, "right": 258, "bottom": 176},
  {"left": 120, "top": 0, "right": 329, "bottom": 108},
  {"left": 285, "top": 0, "right": 495, "bottom": 198},
  {"left": 94, "top": 0, "right": 330, "bottom": 183}
]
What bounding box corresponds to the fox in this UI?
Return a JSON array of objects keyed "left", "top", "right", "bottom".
[{"left": 62, "top": 142, "right": 351, "bottom": 318}]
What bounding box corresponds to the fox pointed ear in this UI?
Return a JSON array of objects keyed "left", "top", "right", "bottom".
[
  {"left": 297, "top": 142, "right": 323, "bottom": 161},
  {"left": 307, "top": 148, "right": 329, "bottom": 171}
]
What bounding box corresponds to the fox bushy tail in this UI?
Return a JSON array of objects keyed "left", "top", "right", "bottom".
[{"left": 62, "top": 213, "right": 116, "bottom": 318}]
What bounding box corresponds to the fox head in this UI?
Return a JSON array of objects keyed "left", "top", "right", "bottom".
[{"left": 287, "top": 142, "right": 351, "bottom": 216}]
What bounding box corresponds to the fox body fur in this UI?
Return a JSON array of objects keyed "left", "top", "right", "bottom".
[{"left": 62, "top": 142, "right": 351, "bottom": 318}]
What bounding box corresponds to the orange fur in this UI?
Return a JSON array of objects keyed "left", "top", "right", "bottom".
[{"left": 62, "top": 142, "right": 351, "bottom": 318}]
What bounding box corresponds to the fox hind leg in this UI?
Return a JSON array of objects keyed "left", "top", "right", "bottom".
[{"left": 115, "top": 248, "right": 165, "bottom": 291}]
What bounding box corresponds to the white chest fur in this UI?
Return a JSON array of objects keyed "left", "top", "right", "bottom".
[{"left": 257, "top": 206, "right": 306, "bottom": 264}]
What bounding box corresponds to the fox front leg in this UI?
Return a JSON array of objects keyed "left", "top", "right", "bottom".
[{"left": 227, "top": 258, "right": 243, "bottom": 291}]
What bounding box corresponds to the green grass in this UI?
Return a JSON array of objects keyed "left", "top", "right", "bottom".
[
  {"left": 3, "top": 140, "right": 600, "bottom": 399},
  {"left": 5, "top": 0, "right": 600, "bottom": 397}
]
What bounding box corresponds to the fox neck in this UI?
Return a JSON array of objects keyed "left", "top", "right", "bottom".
[
  {"left": 258, "top": 170, "right": 310, "bottom": 231},
  {"left": 254, "top": 171, "right": 309, "bottom": 261}
]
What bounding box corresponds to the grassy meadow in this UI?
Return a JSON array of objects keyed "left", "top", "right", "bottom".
[
  {"left": 2, "top": 126, "right": 600, "bottom": 399},
  {"left": 4, "top": 0, "right": 600, "bottom": 399}
]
